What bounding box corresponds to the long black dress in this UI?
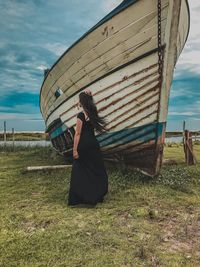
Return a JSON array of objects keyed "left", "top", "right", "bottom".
[{"left": 67, "top": 111, "right": 108, "bottom": 206}]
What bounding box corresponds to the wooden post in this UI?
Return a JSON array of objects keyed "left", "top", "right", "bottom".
[
  {"left": 184, "top": 130, "right": 196, "bottom": 165},
  {"left": 4, "top": 121, "right": 6, "bottom": 148},
  {"left": 183, "top": 120, "right": 186, "bottom": 132},
  {"left": 183, "top": 120, "right": 186, "bottom": 156},
  {"left": 12, "top": 128, "right": 15, "bottom": 150},
  {"left": 185, "top": 130, "right": 189, "bottom": 164}
]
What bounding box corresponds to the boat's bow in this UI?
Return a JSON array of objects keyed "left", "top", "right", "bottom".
[{"left": 40, "top": 0, "right": 190, "bottom": 176}]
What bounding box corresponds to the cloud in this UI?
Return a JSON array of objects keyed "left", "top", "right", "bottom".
[
  {"left": 0, "top": 0, "right": 35, "bottom": 18},
  {"left": 0, "top": 42, "right": 55, "bottom": 95},
  {"left": 192, "top": 118, "right": 200, "bottom": 121},
  {"left": 168, "top": 111, "right": 197, "bottom": 116},
  {"left": 0, "top": 0, "right": 199, "bottom": 131},
  {"left": 37, "top": 65, "right": 48, "bottom": 71},
  {"left": 170, "top": 77, "right": 200, "bottom": 100},
  {"left": 0, "top": 112, "right": 42, "bottom": 121},
  {"left": 175, "top": 50, "right": 200, "bottom": 77},
  {"left": 101, "top": 0, "right": 122, "bottom": 12},
  {"left": 175, "top": 0, "right": 200, "bottom": 77},
  {"left": 0, "top": 96, "right": 42, "bottom": 120},
  {"left": 168, "top": 98, "right": 200, "bottom": 119},
  {"left": 43, "top": 42, "right": 68, "bottom": 56},
  {"left": 0, "top": 104, "right": 39, "bottom": 115}
]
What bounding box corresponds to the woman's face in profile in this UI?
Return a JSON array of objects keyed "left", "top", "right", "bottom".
[{"left": 77, "top": 98, "right": 82, "bottom": 109}]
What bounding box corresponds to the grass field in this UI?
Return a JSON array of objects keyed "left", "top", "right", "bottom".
[
  {"left": 0, "top": 132, "right": 49, "bottom": 141},
  {"left": 0, "top": 145, "right": 200, "bottom": 267}
]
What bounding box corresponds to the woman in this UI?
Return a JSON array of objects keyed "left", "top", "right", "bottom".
[{"left": 67, "top": 89, "right": 109, "bottom": 206}]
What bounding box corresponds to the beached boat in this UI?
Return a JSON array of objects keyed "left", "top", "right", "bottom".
[{"left": 40, "top": 0, "right": 190, "bottom": 176}]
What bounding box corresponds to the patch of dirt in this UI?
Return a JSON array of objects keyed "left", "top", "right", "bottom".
[
  {"left": 21, "top": 218, "right": 59, "bottom": 234},
  {"left": 163, "top": 159, "right": 178, "bottom": 165},
  {"left": 159, "top": 215, "right": 200, "bottom": 258},
  {"left": 21, "top": 220, "right": 36, "bottom": 234},
  {"left": 115, "top": 210, "right": 132, "bottom": 227}
]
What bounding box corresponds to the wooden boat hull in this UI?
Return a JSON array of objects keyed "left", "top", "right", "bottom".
[{"left": 40, "top": 0, "right": 190, "bottom": 176}]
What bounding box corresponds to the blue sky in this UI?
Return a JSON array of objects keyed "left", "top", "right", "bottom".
[{"left": 0, "top": 0, "right": 199, "bottom": 132}]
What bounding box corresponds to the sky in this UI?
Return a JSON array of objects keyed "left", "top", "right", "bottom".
[{"left": 0, "top": 0, "right": 199, "bottom": 132}]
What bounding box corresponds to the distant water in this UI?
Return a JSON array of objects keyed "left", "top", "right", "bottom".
[
  {"left": 165, "top": 136, "right": 183, "bottom": 143},
  {"left": 0, "top": 136, "right": 197, "bottom": 147},
  {"left": 0, "top": 140, "right": 51, "bottom": 147}
]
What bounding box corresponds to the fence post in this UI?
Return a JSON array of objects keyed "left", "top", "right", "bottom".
[
  {"left": 183, "top": 130, "right": 196, "bottom": 165},
  {"left": 183, "top": 120, "right": 186, "bottom": 156},
  {"left": 4, "top": 121, "right": 7, "bottom": 149}
]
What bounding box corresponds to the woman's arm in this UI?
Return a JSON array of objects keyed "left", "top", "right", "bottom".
[{"left": 73, "top": 118, "right": 83, "bottom": 158}]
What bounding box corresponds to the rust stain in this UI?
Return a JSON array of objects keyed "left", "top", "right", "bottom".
[
  {"left": 122, "top": 75, "right": 128, "bottom": 81},
  {"left": 96, "top": 63, "right": 158, "bottom": 96},
  {"left": 61, "top": 71, "right": 158, "bottom": 125},
  {"left": 47, "top": 63, "right": 158, "bottom": 118},
  {"left": 96, "top": 109, "right": 158, "bottom": 142},
  {"left": 108, "top": 100, "right": 159, "bottom": 131},
  {"left": 102, "top": 26, "right": 108, "bottom": 36},
  {"left": 46, "top": 69, "right": 160, "bottom": 160},
  {"left": 59, "top": 63, "right": 157, "bottom": 118},
  {"left": 104, "top": 88, "right": 159, "bottom": 127},
  {"left": 42, "top": 39, "right": 152, "bottom": 112},
  {"left": 62, "top": 77, "right": 159, "bottom": 128},
  {"left": 98, "top": 75, "right": 159, "bottom": 113}
]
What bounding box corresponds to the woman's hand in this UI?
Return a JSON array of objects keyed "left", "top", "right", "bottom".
[
  {"left": 73, "top": 149, "right": 79, "bottom": 159},
  {"left": 84, "top": 89, "right": 92, "bottom": 96}
]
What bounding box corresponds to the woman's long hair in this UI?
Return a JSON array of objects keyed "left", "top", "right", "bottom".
[{"left": 78, "top": 91, "right": 108, "bottom": 134}]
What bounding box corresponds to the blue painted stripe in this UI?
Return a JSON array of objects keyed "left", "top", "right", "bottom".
[
  {"left": 50, "top": 122, "right": 165, "bottom": 149},
  {"left": 97, "top": 123, "right": 156, "bottom": 147},
  {"left": 50, "top": 124, "right": 67, "bottom": 139},
  {"left": 97, "top": 122, "right": 164, "bottom": 148},
  {"left": 106, "top": 131, "right": 156, "bottom": 148}
]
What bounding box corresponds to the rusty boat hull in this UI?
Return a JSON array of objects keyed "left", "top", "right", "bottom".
[{"left": 40, "top": 0, "right": 190, "bottom": 176}]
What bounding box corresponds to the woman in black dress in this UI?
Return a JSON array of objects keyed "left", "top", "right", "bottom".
[{"left": 68, "top": 89, "right": 109, "bottom": 206}]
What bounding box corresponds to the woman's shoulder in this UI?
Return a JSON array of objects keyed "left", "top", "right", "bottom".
[{"left": 77, "top": 111, "right": 85, "bottom": 122}]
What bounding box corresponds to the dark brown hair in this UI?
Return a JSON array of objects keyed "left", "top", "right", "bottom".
[{"left": 78, "top": 92, "right": 108, "bottom": 134}]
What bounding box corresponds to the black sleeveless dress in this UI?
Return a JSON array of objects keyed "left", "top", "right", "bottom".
[{"left": 67, "top": 111, "right": 108, "bottom": 206}]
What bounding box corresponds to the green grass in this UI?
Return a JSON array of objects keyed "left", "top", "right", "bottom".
[
  {"left": 0, "top": 145, "right": 200, "bottom": 267},
  {"left": 164, "top": 142, "right": 200, "bottom": 163}
]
